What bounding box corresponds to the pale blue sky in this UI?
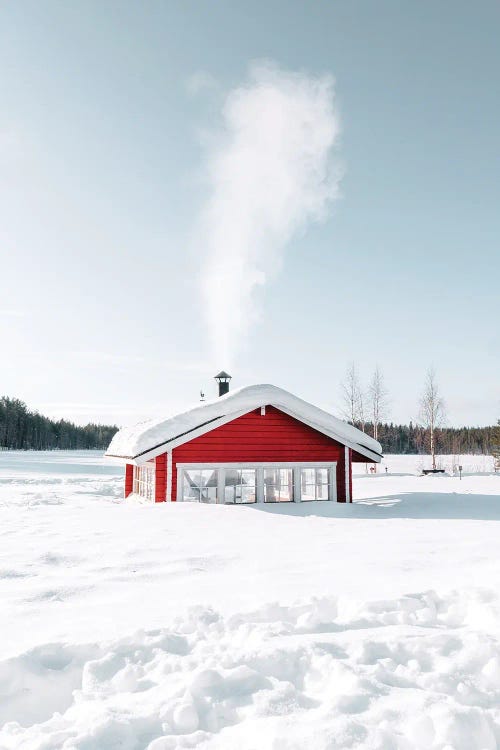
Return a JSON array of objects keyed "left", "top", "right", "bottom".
[{"left": 1, "top": 1, "right": 498, "bottom": 427}]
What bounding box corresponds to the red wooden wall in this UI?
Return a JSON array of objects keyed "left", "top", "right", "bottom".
[
  {"left": 168, "top": 406, "right": 350, "bottom": 502},
  {"left": 352, "top": 449, "right": 371, "bottom": 463},
  {"left": 155, "top": 453, "right": 166, "bottom": 503},
  {"left": 125, "top": 463, "right": 133, "bottom": 498}
]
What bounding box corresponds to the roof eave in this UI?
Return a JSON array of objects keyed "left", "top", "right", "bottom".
[
  {"left": 105, "top": 402, "right": 382, "bottom": 465},
  {"left": 274, "top": 404, "right": 382, "bottom": 462}
]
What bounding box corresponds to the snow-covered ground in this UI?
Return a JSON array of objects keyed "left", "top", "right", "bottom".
[{"left": 0, "top": 451, "right": 499, "bottom": 749}]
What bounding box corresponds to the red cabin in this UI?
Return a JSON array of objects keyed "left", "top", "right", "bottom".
[{"left": 106, "top": 375, "right": 382, "bottom": 505}]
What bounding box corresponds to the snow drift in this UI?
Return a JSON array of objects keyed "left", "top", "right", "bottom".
[{"left": 2, "top": 590, "right": 500, "bottom": 749}]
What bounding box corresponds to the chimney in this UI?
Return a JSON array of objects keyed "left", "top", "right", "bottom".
[{"left": 214, "top": 371, "right": 232, "bottom": 397}]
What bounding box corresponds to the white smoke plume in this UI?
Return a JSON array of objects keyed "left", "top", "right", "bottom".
[{"left": 198, "top": 61, "right": 342, "bottom": 365}]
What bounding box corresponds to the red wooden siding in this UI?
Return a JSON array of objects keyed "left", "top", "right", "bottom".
[
  {"left": 125, "top": 463, "right": 133, "bottom": 498},
  {"left": 170, "top": 406, "right": 350, "bottom": 502},
  {"left": 155, "top": 453, "right": 166, "bottom": 503},
  {"left": 352, "top": 449, "right": 372, "bottom": 463}
]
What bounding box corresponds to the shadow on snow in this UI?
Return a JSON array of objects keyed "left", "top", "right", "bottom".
[{"left": 246, "top": 491, "right": 500, "bottom": 521}]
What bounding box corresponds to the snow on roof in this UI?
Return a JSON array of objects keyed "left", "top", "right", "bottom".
[{"left": 106, "top": 384, "right": 383, "bottom": 463}]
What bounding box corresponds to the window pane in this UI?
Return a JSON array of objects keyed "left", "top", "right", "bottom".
[
  {"left": 182, "top": 469, "right": 217, "bottom": 503},
  {"left": 224, "top": 468, "right": 256, "bottom": 504},
  {"left": 199, "top": 469, "right": 218, "bottom": 503},
  {"left": 300, "top": 467, "right": 330, "bottom": 501},
  {"left": 133, "top": 465, "right": 155, "bottom": 501},
  {"left": 300, "top": 468, "right": 315, "bottom": 501},
  {"left": 182, "top": 471, "right": 199, "bottom": 502},
  {"left": 264, "top": 468, "right": 294, "bottom": 502},
  {"left": 315, "top": 468, "right": 329, "bottom": 500}
]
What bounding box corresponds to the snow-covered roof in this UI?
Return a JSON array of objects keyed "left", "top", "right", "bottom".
[{"left": 106, "top": 384, "right": 383, "bottom": 463}]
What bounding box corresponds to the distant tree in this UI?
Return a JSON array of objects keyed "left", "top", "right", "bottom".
[
  {"left": 363, "top": 421, "right": 495, "bottom": 455},
  {"left": 0, "top": 396, "right": 118, "bottom": 450},
  {"left": 340, "top": 362, "right": 365, "bottom": 430},
  {"left": 419, "top": 368, "right": 446, "bottom": 469},
  {"left": 366, "top": 367, "right": 389, "bottom": 472},
  {"left": 492, "top": 420, "right": 500, "bottom": 471},
  {"left": 357, "top": 388, "right": 366, "bottom": 433},
  {"left": 368, "top": 366, "right": 389, "bottom": 442}
]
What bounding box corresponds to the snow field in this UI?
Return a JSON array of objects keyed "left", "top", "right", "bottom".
[
  {"left": 362, "top": 453, "right": 495, "bottom": 476},
  {"left": 0, "top": 451, "right": 499, "bottom": 748},
  {"left": 2, "top": 590, "right": 500, "bottom": 748}
]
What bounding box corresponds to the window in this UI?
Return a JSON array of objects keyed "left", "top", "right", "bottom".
[
  {"left": 224, "top": 469, "right": 256, "bottom": 504},
  {"left": 133, "top": 464, "right": 155, "bottom": 501},
  {"left": 182, "top": 469, "right": 218, "bottom": 503},
  {"left": 301, "top": 467, "right": 330, "bottom": 501},
  {"left": 177, "top": 463, "right": 336, "bottom": 503},
  {"left": 264, "top": 468, "right": 294, "bottom": 502}
]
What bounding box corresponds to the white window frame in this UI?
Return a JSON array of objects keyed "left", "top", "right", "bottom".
[
  {"left": 220, "top": 467, "right": 258, "bottom": 505},
  {"left": 263, "top": 466, "right": 295, "bottom": 503},
  {"left": 133, "top": 464, "right": 155, "bottom": 502},
  {"left": 299, "top": 466, "right": 331, "bottom": 502},
  {"left": 176, "top": 462, "right": 337, "bottom": 504},
  {"left": 180, "top": 467, "right": 219, "bottom": 503}
]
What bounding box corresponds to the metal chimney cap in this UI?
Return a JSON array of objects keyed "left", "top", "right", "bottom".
[{"left": 214, "top": 371, "right": 231, "bottom": 397}]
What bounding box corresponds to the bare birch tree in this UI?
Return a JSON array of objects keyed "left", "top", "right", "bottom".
[
  {"left": 340, "top": 362, "right": 365, "bottom": 430},
  {"left": 419, "top": 368, "right": 446, "bottom": 470},
  {"left": 358, "top": 390, "right": 366, "bottom": 433},
  {"left": 368, "top": 366, "right": 389, "bottom": 442},
  {"left": 492, "top": 420, "right": 500, "bottom": 472}
]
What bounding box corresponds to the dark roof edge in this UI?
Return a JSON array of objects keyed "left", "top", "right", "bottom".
[
  {"left": 354, "top": 443, "right": 384, "bottom": 461},
  {"left": 106, "top": 414, "right": 224, "bottom": 461}
]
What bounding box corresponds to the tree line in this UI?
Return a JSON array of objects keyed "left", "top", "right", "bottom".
[
  {"left": 1, "top": 389, "right": 498, "bottom": 456},
  {"left": 340, "top": 364, "right": 499, "bottom": 460},
  {"left": 366, "top": 421, "right": 498, "bottom": 456},
  {"left": 0, "top": 397, "right": 118, "bottom": 450}
]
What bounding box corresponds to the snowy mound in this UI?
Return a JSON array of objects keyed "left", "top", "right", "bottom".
[
  {"left": 106, "top": 384, "right": 382, "bottom": 461},
  {"left": 2, "top": 591, "right": 500, "bottom": 749}
]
